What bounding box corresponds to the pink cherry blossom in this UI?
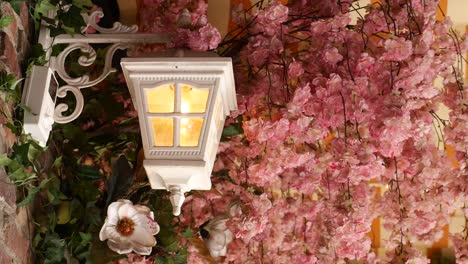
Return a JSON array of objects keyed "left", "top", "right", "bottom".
[
  {"left": 382, "top": 38, "right": 413, "bottom": 61},
  {"left": 137, "top": 0, "right": 468, "bottom": 262},
  {"left": 188, "top": 24, "right": 222, "bottom": 51},
  {"left": 288, "top": 61, "right": 304, "bottom": 78}
]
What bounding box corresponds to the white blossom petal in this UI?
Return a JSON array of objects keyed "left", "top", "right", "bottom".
[
  {"left": 205, "top": 216, "right": 228, "bottom": 232},
  {"left": 210, "top": 249, "right": 222, "bottom": 258},
  {"left": 225, "top": 229, "right": 233, "bottom": 244},
  {"left": 132, "top": 213, "right": 160, "bottom": 235},
  {"left": 206, "top": 230, "right": 227, "bottom": 251},
  {"left": 104, "top": 226, "right": 124, "bottom": 242},
  {"left": 99, "top": 222, "right": 108, "bottom": 241},
  {"left": 130, "top": 226, "right": 157, "bottom": 248},
  {"left": 107, "top": 239, "right": 132, "bottom": 255},
  {"left": 107, "top": 201, "right": 125, "bottom": 226},
  {"left": 118, "top": 203, "right": 138, "bottom": 219},
  {"left": 149, "top": 220, "right": 160, "bottom": 235},
  {"left": 202, "top": 216, "right": 233, "bottom": 258},
  {"left": 218, "top": 247, "right": 227, "bottom": 257},
  {"left": 134, "top": 205, "right": 151, "bottom": 214},
  {"left": 131, "top": 241, "right": 153, "bottom": 256},
  {"left": 116, "top": 199, "right": 133, "bottom": 205}
]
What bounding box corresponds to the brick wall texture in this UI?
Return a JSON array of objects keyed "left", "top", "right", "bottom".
[{"left": 0, "top": 1, "right": 32, "bottom": 263}]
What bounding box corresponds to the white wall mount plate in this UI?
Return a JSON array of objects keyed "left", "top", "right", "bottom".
[{"left": 22, "top": 65, "right": 58, "bottom": 146}]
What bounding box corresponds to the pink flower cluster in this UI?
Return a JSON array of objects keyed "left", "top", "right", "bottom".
[
  {"left": 139, "top": 0, "right": 221, "bottom": 51},
  {"left": 139, "top": 0, "right": 467, "bottom": 262}
]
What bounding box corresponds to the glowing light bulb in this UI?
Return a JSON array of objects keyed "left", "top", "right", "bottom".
[
  {"left": 181, "top": 102, "right": 190, "bottom": 113},
  {"left": 181, "top": 118, "right": 190, "bottom": 137},
  {"left": 179, "top": 118, "right": 203, "bottom": 147}
]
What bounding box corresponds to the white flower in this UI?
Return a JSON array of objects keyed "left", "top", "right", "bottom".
[
  {"left": 99, "top": 199, "right": 160, "bottom": 255},
  {"left": 200, "top": 216, "right": 233, "bottom": 258}
]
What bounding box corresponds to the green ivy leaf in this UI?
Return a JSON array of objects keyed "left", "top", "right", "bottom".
[
  {"left": 158, "top": 227, "right": 179, "bottom": 252},
  {"left": 28, "top": 44, "right": 47, "bottom": 70},
  {"left": 61, "top": 123, "right": 89, "bottom": 146},
  {"left": 17, "top": 178, "right": 51, "bottom": 207},
  {"left": 0, "top": 154, "right": 12, "bottom": 166},
  {"left": 72, "top": 180, "right": 100, "bottom": 203},
  {"left": 12, "top": 143, "right": 30, "bottom": 165},
  {"left": 29, "top": 140, "right": 46, "bottom": 161},
  {"left": 5, "top": 159, "right": 21, "bottom": 172},
  {"left": 182, "top": 227, "right": 193, "bottom": 238},
  {"left": 60, "top": 5, "right": 85, "bottom": 32},
  {"left": 89, "top": 233, "right": 123, "bottom": 263},
  {"left": 17, "top": 103, "right": 32, "bottom": 113},
  {"left": 79, "top": 232, "right": 92, "bottom": 245},
  {"left": 77, "top": 166, "right": 103, "bottom": 180},
  {"left": 8, "top": 0, "right": 23, "bottom": 14},
  {"left": 222, "top": 125, "right": 243, "bottom": 137},
  {"left": 52, "top": 156, "right": 63, "bottom": 168},
  {"left": 46, "top": 176, "right": 67, "bottom": 205},
  {"left": 61, "top": 25, "right": 76, "bottom": 36},
  {"left": 9, "top": 167, "right": 34, "bottom": 182},
  {"left": 72, "top": 0, "right": 93, "bottom": 10},
  {"left": 105, "top": 156, "right": 133, "bottom": 207},
  {"left": 172, "top": 248, "right": 188, "bottom": 264},
  {"left": 48, "top": 25, "right": 65, "bottom": 37},
  {"left": 43, "top": 233, "right": 66, "bottom": 263},
  {"left": 0, "top": 16, "right": 13, "bottom": 28},
  {"left": 5, "top": 122, "right": 19, "bottom": 135},
  {"left": 46, "top": 208, "right": 57, "bottom": 232},
  {"left": 34, "top": 0, "right": 57, "bottom": 20},
  {"left": 33, "top": 232, "right": 43, "bottom": 248},
  {"left": 31, "top": 43, "right": 46, "bottom": 57},
  {"left": 41, "top": 16, "right": 56, "bottom": 25},
  {"left": 8, "top": 77, "right": 23, "bottom": 92},
  {"left": 84, "top": 202, "right": 102, "bottom": 228}
]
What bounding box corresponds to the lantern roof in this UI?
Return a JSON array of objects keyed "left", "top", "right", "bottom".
[{"left": 121, "top": 51, "right": 237, "bottom": 117}]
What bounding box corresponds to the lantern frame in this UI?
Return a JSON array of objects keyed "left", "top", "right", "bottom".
[{"left": 121, "top": 54, "right": 237, "bottom": 215}]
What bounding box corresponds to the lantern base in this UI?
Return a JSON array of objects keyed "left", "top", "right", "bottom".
[{"left": 143, "top": 159, "right": 212, "bottom": 215}]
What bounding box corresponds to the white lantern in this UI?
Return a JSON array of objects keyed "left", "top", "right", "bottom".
[
  {"left": 24, "top": 8, "right": 236, "bottom": 216},
  {"left": 121, "top": 51, "right": 237, "bottom": 215}
]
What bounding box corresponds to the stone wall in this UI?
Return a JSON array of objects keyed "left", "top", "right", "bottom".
[{"left": 0, "top": 1, "right": 32, "bottom": 263}]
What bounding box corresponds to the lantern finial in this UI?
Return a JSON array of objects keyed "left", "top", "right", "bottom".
[{"left": 169, "top": 185, "right": 185, "bottom": 216}]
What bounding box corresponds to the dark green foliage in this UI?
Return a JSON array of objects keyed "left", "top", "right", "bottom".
[{"left": 33, "top": 0, "right": 92, "bottom": 36}]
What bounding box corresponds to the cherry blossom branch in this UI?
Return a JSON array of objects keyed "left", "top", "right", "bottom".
[
  {"left": 349, "top": 1, "right": 370, "bottom": 48},
  {"left": 339, "top": 92, "right": 348, "bottom": 145},
  {"left": 463, "top": 203, "right": 468, "bottom": 240},
  {"left": 405, "top": 0, "right": 422, "bottom": 36},
  {"left": 344, "top": 42, "right": 356, "bottom": 84}
]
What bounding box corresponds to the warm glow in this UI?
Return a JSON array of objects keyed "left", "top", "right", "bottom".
[
  {"left": 181, "top": 85, "right": 209, "bottom": 113},
  {"left": 151, "top": 118, "right": 174, "bottom": 146},
  {"left": 180, "top": 118, "right": 204, "bottom": 146},
  {"left": 147, "top": 84, "right": 208, "bottom": 147},
  {"left": 181, "top": 102, "right": 190, "bottom": 113},
  {"left": 146, "top": 84, "right": 175, "bottom": 113}
]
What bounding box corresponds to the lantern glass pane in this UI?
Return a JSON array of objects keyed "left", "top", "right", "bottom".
[
  {"left": 151, "top": 118, "right": 174, "bottom": 146},
  {"left": 147, "top": 84, "right": 175, "bottom": 113},
  {"left": 180, "top": 118, "right": 203, "bottom": 146},
  {"left": 181, "top": 85, "right": 209, "bottom": 113}
]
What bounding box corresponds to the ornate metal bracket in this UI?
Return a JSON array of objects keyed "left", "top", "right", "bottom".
[{"left": 40, "top": 10, "right": 170, "bottom": 124}]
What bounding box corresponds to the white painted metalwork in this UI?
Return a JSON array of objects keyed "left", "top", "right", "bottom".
[
  {"left": 81, "top": 10, "right": 138, "bottom": 34},
  {"left": 36, "top": 10, "right": 170, "bottom": 124},
  {"left": 22, "top": 66, "right": 58, "bottom": 146}
]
